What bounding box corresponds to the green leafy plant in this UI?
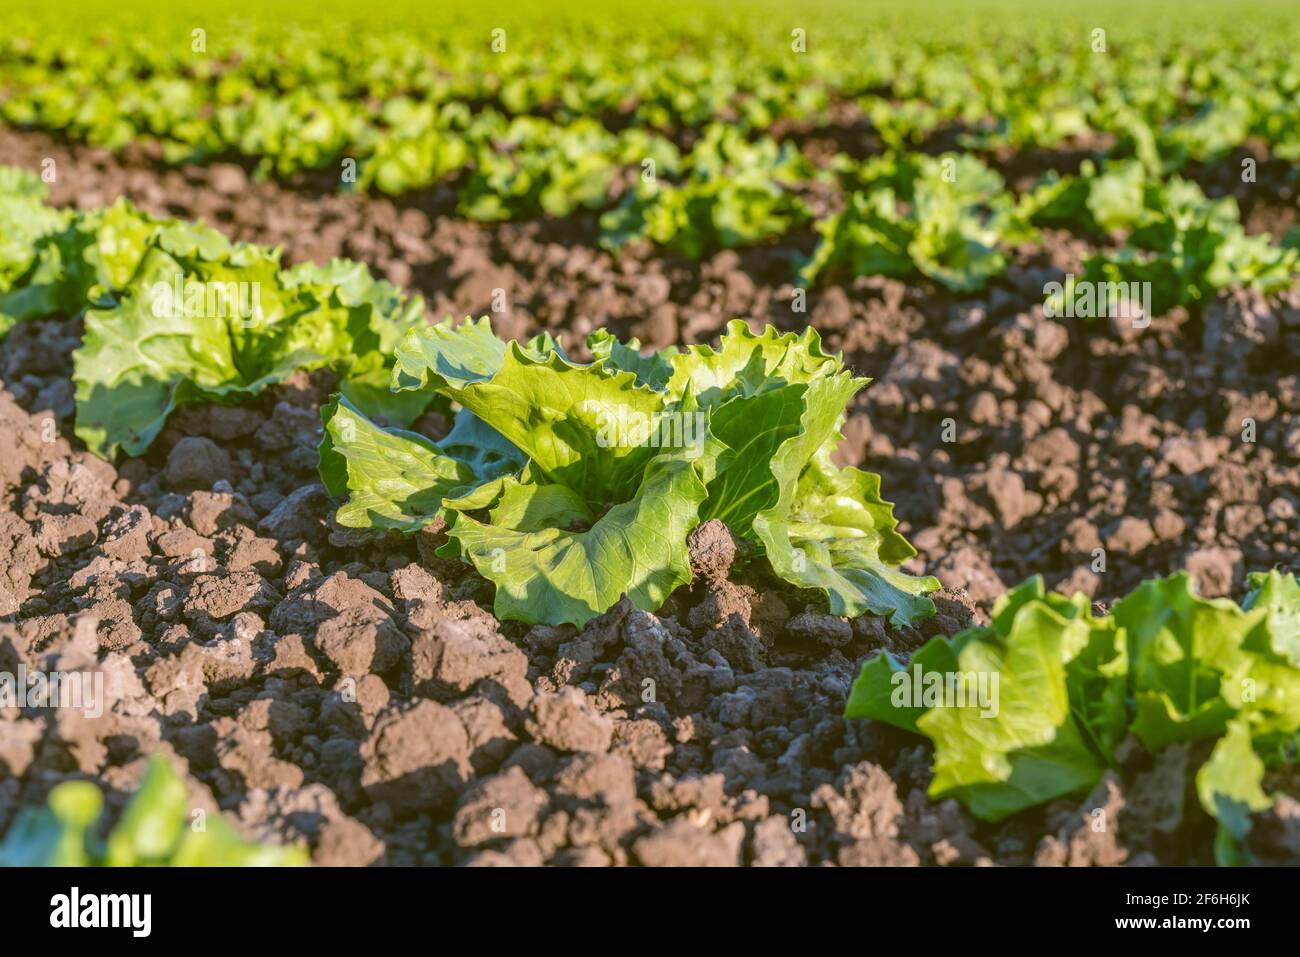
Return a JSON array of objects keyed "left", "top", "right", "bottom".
[
  {"left": 321, "top": 317, "right": 937, "bottom": 628},
  {"left": 0, "top": 757, "right": 308, "bottom": 867},
  {"left": 0, "top": 169, "right": 430, "bottom": 457},
  {"left": 0, "top": 166, "right": 70, "bottom": 336},
  {"left": 459, "top": 117, "right": 624, "bottom": 221},
  {"left": 803, "top": 153, "right": 1024, "bottom": 292},
  {"left": 72, "top": 226, "right": 428, "bottom": 458},
  {"left": 1022, "top": 161, "right": 1299, "bottom": 315},
  {"left": 356, "top": 115, "right": 470, "bottom": 196},
  {"left": 845, "top": 570, "right": 1300, "bottom": 864},
  {"left": 601, "top": 125, "right": 811, "bottom": 257},
  {"left": 1079, "top": 179, "right": 1298, "bottom": 315},
  {"left": 0, "top": 195, "right": 222, "bottom": 338}
]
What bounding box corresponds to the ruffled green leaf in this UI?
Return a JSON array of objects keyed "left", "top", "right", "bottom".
[
  {"left": 845, "top": 630, "right": 982, "bottom": 734},
  {"left": 847, "top": 577, "right": 1122, "bottom": 822},
  {"left": 73, "top": 239, "right": 374, "bottom": 457},
  {"left": 1196, "top": 719, "right": 1271, "bottom": 866},
  {"left": 1115, "top": 573, "right": 1258, "bottom": 751},
  {"left": 436, "top": 407, "right": 528, "bottom": 482},
  {"left": 1243, "top": 569, "right": 1300, "bottom": 667},
  {"left": 445, "top": 442, "right": 718, "bottom": 627},
  {"left": 284, "top": 256, "right": 425, "bottom": 353},
  {"left": 321, "top": 396, "right": 481, "bottom": 532},
  {"left": 392, "top": 315, "right": 513, "bottom": 392},
  {"left": 846, "top": 570, "right": 1300, "bottom": 833},
  {"left": 916, "top": 600, "right": 1109, "bottom": 821},
  {"left": 587, "top": 328, "right": 676, "bottom": 390},
  {"left": 665, "top": 319, "right": 838, "bottom": 408},
  {"left": 398, "top": 321, "right": 669, "bottom": 505},
  {"left": 337, "top": 365, "right": 435, "bottom": 427},
  {"left": 751, "top": 373, "right": 937, "bottom": 625}
]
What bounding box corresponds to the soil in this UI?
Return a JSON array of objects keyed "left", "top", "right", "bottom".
[{"left": 1, "top": 126, "right": 1298, "bottom": 866}]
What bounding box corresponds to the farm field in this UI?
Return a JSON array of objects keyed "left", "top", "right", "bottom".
[{"left": 0, "top": 0, "right": 1298, "bottom": 871}]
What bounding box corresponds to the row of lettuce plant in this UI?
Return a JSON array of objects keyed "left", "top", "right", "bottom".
[{"left": 3, "top": 6, "right": 1297, "bottom": 182}]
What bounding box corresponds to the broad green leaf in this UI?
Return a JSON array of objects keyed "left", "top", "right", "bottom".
[
  {"left": 484, "top": 477, "right": 595, "bottom": 531},
  {"left": 990, "top": 576, "right": 1091, "bottom": 637},
  {"left": 321, "top": 395, "right": 477, "bottom": 532},
  {"left": 1015, "top": 171, "right": 1088, "bottom": 226},
  {"left": 1116, "top": 573, "right": 1260, "bottom": 750},
  {"left": 436, "top": 407, "right": 528, "bottom": 482},
  {"left": 700, "top": 381, "right": 810, "bottom": 532},
  {"left": 917, "top": 601, "right": 1107, "bottom": 821},
  {"left": 910, "top": 154, "right": 1009, "bottom": 291},
  {"left": 407, "top": 335, "right": 670, "bottom": 505},
  {"left": 1196, "top": 719, "right": 1271, "bottom": 867},
  {"left": 1243, "top": 570, "right": 1300, "bottom": 667},
  {"left": 445, "top": 443, "right": 716, "bottom": 627},
  {"left": 587, "top": 328, "right": 676, "bottom": 390},
  {"left": 338, "top": 365, "right": 435, "bottom": 428},
  {"left": 751, "top": 373, "right": 937, "bottom": 625},
  {"left": 801, "top": 189, "right": 914, "bottom": 287},
  {"left": 989, "top": 578, "right": 1128, "bottom": 760},
  {"left": 392, "top": 315, "right": 511, "bottom": 392},
  {"left": 1064, "top": 616, "right": 1130, "bottom": 764},
  {"left": 844, "top": 631, "right": 981, "bottom": 733}
]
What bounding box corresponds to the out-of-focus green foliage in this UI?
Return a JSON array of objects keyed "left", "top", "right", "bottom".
[
  {"left": 1, "top": 1, "right": 1296, "bottom": 295},
  {"left": 0, "top": 757, "right": 308, "bottom": 867}
]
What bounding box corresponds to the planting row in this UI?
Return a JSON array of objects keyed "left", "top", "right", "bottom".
[
  {"left": 4, "top": 141, "right": 1296, "bottom": 327},
  {"left": 4, "top": 3, "right": 1298, "bottom": 182}
]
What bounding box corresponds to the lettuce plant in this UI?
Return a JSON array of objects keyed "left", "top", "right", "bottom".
[
  {"left": 321, "top": 318, "right": 938, "bottom": 628},
  {"left": 601, "top": 125, "right": 811, "bottom": 257},
  {"left": 0, "top": 171, "right": 430, "bottom": 457},
  {"left": 459, "top": 117, "right": 624, "bottom": 221},
  {"left": 1021, "top": 161, "right": 1299, "bottom": 315},
  {"left": 846, "top": 570, "right": 1300, "bottom": 864},
  {"left": 0, "top": 196, "right": 192, "bottom": 337},
  {"left": 0, "top": 757, "right": 307, "bottom": 867},
  {"left": 71, "top": 229, "right": 429, "bottom": 458},
  {"left": 1081, "top": 179, "right": 1298, "bottom": 315},
  {"left": 0, "top": 167, "right": 70, "bottom": 336},
  {"left": 803, "top": 153, "right": 1022, "bottom": 292}
]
